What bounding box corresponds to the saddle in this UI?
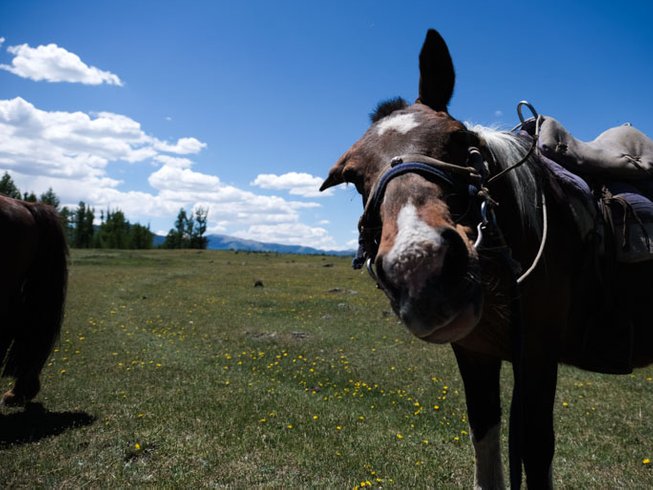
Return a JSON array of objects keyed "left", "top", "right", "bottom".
[
  {"left": 522, "top": 115, "right": 653, "bottom": 374},
  {"left": 535, "top": 116, "right": 653, "bottom": 263},
  {"left": 539, "top": 118, "right": 653, "bottom": 179}
]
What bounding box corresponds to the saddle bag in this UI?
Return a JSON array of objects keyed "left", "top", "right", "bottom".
[{"left": 600, "top": 184, "right": 653, "bottom": 263}]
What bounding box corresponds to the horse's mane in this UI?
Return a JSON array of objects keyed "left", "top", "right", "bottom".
[{"left": 466, "top": 123, "right": 542, "bottom": 234}]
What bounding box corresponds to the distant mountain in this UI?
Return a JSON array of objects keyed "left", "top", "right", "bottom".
[
  {"left": 153, "top": 233, "right": 354, "bottom": 256},
  {"left": 206, "top": 234, "right": 354, "bottom": 256}
]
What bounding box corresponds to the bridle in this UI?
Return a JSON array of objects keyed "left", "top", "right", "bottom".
[
  {"left": 353, "top": 102, "right": 546, "bottom": 286},
  {"left": 354, "top": 147, "right": 498, "bottom": 277}
]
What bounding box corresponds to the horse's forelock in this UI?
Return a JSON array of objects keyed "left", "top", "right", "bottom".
[
  {"left": 369, "top": 97, "right": 409, "bottom": 123},
  {"left": 465, "top": 124, "right": 541, "bottom": 234}
]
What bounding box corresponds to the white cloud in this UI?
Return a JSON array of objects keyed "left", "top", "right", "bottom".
[
  {"left": 154, "top": 136, "right": 206, "bottom": 154},
  {"left": 148, "top": 165, "right": 320, "bottom": 230},
  {"left": 252, "top": 171, "right": 330, "bottom": 197},
  {"left": 0, "top": 42, "right": 123, "bottom": 86},
  {"left": 0, "top": 97, "right": 204, "bottom": 179},
  {"left": 0, "top": 38, "right": 5, "bottom": 48},
  {"left": 0, "top": 97, "right": 340, "bottom": 249},
  {"left": 153, "top": 155, "right": 193, "bottom": 169},
  {"left": 149, "top": 165, "right": 221, "bottom": 191}
]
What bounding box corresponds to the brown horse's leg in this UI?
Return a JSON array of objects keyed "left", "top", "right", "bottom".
[
  {"left": 1, "top": 375, "right": 40, "bottom": 406},
  {"left": 1, "top": 325, "right": 45, "bottom": 406},
  {"left": 1, "top": 300, "right": 41, "bottom": 407},
  {"left": 0, "top": 292, "right": 43, "bottom": 407},
  {"left": 453, "top": 344, "right": 505, "bottom": 489}
]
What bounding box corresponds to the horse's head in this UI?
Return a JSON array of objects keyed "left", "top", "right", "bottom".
[{"left": 321, "top": 30, "right": 486, "bottom": 343}]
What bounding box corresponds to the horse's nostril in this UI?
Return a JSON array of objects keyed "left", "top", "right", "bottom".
[
  {"left": 440, "top": 228, "right": 469, "bottom": 281},
  {"left": 374, "top": 256, "right": 392, "bottom": 289}
]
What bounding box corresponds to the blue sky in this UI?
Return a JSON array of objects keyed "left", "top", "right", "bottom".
[{"left": 1, "top": 0, "right": 652, "bottom": 250}]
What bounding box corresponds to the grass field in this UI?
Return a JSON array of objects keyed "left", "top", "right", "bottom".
[{"left": 1, "top": 249, "right": 652, "bottom": 488}]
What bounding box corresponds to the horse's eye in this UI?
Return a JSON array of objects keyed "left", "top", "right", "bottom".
[
  {"left": 343, "top": 169, "right": 364, "bottom": 194},
  {"left": 445, "top": 192, "right": 471, "bottom": 221},
  {"left": 342, "top": 168, "right": 356, "bottom": 184}
]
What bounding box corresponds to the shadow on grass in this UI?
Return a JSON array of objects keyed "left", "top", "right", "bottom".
[{"left": 0, "top": 402, "right": 96, "bottom": 447}]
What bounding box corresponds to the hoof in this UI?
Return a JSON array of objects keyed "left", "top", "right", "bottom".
[{"left": 1, "top": 390, "right": 26, "bottom": 407}]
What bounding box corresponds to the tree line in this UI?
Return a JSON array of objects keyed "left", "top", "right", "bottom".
[{"left": 0, "top": 172, "right": 208, "bottom": 250}]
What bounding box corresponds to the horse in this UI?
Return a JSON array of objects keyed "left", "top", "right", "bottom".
[
  {"left": 320, "top": 29, "right": 653, "bottom": 488},
  {"left": 0, "top": 194, "right": 68, "bottom": 407}
]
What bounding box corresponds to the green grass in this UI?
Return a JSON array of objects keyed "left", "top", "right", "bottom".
[{"left": 1, "top": 249, "right": 652, "bottom": 488}]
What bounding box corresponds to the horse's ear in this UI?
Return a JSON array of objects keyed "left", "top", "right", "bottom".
[
  {"left": 320, "top": 168, "right": 342, "bottom": 191},
  {"left": 320, "top": 153, "right": 348, "bottom": 191},
  {"left": 417, "top": 29, "right": 455, "bottom": 112}
]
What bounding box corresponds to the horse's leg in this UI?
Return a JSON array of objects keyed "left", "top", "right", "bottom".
[
  {"left": 453, "top": 344, "right": 505, "bottom": 489},
  {"left": 0, "top": 290, "right": 18, "bottom": 406},
  {"left": 1, "top": 301, "right": 46, "bottom": 406},
  {"left": 2, "top": 375, "right": 40, "bottom": 406},
  {"left": 511, "top": 330, "right": 559, "bottom": 489},
  {"left": 0, "top": 289, "right": 42, "bottom": 407},
  {"left": 0, "top": 297, "right": 35, "bottom": 407}
]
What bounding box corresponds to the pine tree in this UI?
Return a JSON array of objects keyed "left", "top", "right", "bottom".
[
  {"left": 40, "top": 188, "right": 61, "bottom": 209},
  {"left": 60, "top": 206, "right": 74, "bottom": 242},
  {"left": 190, "top": 207, "right": 209, "bottom": 249},
  {"left": 0, "top": 172, "right": 21, "bottom": 199},
  {"left": 163, "top": 207, "right": 209, "bottom": 249},
  {"left": 104, "top": 210, "right": 130, "bottom": 248},
  {"left": 130, "top": 223, "right": 154, "bottom": 249},
  {"left": 23, "top": 191, "right": 37, "bottom": 202},
  {"left": 74, "top": 202, "right": 95, "bottom": 248},
  {"left": 163, "top": 208, "right": 187, "bottom": 249}
]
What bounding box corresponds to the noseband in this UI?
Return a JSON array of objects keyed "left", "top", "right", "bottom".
[{"left": 353, "top": 147, "right": 497, "bottom": 274}]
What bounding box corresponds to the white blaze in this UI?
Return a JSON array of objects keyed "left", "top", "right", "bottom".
[
  {"left": 384, "top": 202, "right": 444, "bottom": 293},
  {"left": 376, "top": 113, "right": 419, "bottom": 136}
]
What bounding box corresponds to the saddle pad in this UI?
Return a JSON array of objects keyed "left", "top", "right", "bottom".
[
  {"left": 538, "top": 117, "right": 653, "bottom": 179},
  {"left": 534, "top": 142, "right": 598, "bottom": 241}
]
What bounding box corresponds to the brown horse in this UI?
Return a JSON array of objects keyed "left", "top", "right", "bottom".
[
  {"left": 0, "top": 195, "right": 68, "bottom": 406},
  {"left": 321, "top": 29, "right": 653, "bottom": 488}
]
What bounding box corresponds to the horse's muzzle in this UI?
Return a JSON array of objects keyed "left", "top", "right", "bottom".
[{"left": 375, "top": 226, "right": 483, "bottom": 343}]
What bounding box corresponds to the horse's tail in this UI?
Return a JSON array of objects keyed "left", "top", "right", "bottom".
[{"left": 2, "top": 202, "right": 69, "bottom": 380}]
